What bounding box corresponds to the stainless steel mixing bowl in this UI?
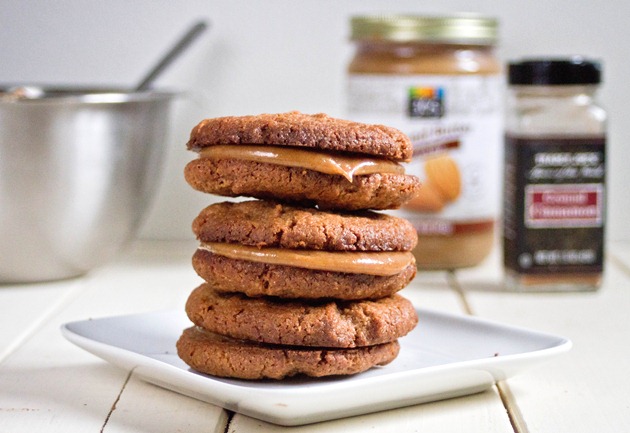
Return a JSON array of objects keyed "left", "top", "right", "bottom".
[{"left": 0, "top": 86, "right": 175, "bottom": 283}]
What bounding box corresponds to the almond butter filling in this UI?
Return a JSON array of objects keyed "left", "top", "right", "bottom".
[
  {"left": 199, "top": 242, "right": 415, "bottom": 276},
  {"left": 198, "top": 145, "right": 404, "bottom": 182}
]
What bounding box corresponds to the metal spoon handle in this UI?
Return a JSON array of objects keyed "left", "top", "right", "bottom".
[{"left": 135, "top": 20, "right": 209, "bottom": 91}]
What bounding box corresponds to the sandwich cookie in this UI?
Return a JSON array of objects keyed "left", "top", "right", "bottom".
[
  {"left": 185, "top": 283, "right": 418, "bottom": 348},
  {"left": 184, "top": 111, "right": 421, "bottom": 210},
  {"left": 176, "top": 326, "right": 400, "bottom": 380},
  {"left": 191, "top": 200, "right": 418, "bottom": 299}
]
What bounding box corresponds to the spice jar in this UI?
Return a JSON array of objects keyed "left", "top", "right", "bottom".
[
  {"left": 347, "top": 15, "right": 502, "bottom": 269},
  {"left": 503, "top": 58, "right": 606, "bottom": 291}
]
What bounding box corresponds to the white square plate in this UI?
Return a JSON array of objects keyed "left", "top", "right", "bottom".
[{"left": 61, "top": 309, "right": 570, "bottom": 426}]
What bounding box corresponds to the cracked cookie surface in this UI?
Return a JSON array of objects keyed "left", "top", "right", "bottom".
[
  {"left": 185, "top": 159, "right": 421, "bottom": 210},
  {"left": 176, "top": 326, "right": 400, "bottom": 379},
  {"left": 185, "top": 283, "right": 418, "bottom": 348},
  {"left": 192, "top": 200, "right": 418, "bottom": 251},
  {"left": 186, "top": 111, "right": 413, "bottom": 161}
]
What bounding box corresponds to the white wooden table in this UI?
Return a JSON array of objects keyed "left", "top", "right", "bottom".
[{"left": 1, "top": 239, "right": 629, "bottom": 432}]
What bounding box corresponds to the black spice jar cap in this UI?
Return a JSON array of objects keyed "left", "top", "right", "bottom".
[{"left": 509, "top": 57, "right": 602, "bottom": 85}]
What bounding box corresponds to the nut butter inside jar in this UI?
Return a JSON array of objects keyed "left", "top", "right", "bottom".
[{"left": 347, "top": 15, "right": 502, "bottom": 269}]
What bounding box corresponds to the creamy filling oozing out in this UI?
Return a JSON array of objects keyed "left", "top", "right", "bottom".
[
  {"left": 199, "top": 242, "right": 415, "bottom": 276},
  {"left": 198, "top": 145, "right": 404, "bottom": 182}
]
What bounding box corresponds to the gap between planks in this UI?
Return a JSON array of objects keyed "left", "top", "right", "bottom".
[
  {"left": 100, "top": 369, "right": 134, "bottom": 433},
  {"left": 609, "top": 250, "right": 630, "bottom": 278},
  {"left": 223, "top": 410, "right": 235, "bottom": 433},
  {"left": 446, "top": 270, "right": 529, "bottom": 433}
]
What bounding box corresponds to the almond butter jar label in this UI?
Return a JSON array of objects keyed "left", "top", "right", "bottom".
[{"left": 347, "top": 73, "right": 503, "bottom": 268}]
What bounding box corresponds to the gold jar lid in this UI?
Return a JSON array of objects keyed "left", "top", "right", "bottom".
[{"left": 350, "top": 14, "right": 498, "bottom": 45}]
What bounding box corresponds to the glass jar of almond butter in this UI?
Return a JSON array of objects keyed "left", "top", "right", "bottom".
[{"left": 347, "top": 14, "right": 502, "bottom": 269}]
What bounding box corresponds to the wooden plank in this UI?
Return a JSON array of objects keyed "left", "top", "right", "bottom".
[
  {"left": 0, "top": 319, "right": 130, "bottom": 432},
  {"left": 104, "top": 375, "right": 229, "bottom": 433},
  {"left": 0, "top": 279, "right": 80, "bottom": 362},
  {"left": 0, "top": 241, "right": 228, "bottom": 433},
  {"left": 228, "top": 388, "right": 513, "bottom": 433},
  {"left": 457, "top": 242, "right": 630, "bottom": 432}
]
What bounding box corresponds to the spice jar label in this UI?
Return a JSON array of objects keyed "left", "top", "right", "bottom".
[{"left": 503, "top": 135, "right": 606, "bottom": 275}]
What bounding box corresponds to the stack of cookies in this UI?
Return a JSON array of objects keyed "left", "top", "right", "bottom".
[{"left": 176, "top": 112, "right": 422, "bottom": 380}]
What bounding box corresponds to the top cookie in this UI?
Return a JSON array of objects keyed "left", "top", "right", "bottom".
[{"left": 187, "top": 111, "right": 413, "bottom": 162}]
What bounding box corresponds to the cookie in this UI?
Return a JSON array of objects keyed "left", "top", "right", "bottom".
[
  {"left": 176, "top": 326, "right": 400, "bottom": 380},
  {"left": 191, "top": 248, "right": 415, "bottom": 300},
  {"left": 192, "top": 200, "right": 418, "bottom": 251},
  {"left": 186, "top": 112, "right": 413, "bottom": 160},
  {"left": 184, "top": 112, "right": 421, "bottom": 210},
  {"left": 185, "top": 159, "right": 421, "bottom": 210},
  {"left": 185, "top": 283, "right": 418, "bottom": 348}
]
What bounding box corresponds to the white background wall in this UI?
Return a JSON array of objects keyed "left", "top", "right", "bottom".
[{"left": 2, "top": 0, "right": 628, "bottom": 241}]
